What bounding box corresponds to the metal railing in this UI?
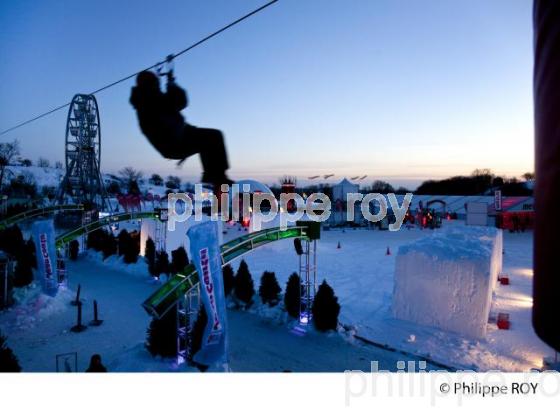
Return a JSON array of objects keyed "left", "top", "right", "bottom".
[{"left": 0, "top": 204, "right": 84, "bottom": 230}]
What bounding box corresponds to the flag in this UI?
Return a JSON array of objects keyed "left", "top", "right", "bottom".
[
  {"left": 187, "top": 221, "right": 228, "bottom": 368},
  {"left": 31, "top": 219, "right": 58, "bottom": 297}
]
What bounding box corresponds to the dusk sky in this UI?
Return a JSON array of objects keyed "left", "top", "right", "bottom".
[{"left": 0, "top": 0, "right": 534, "bottom": 188}]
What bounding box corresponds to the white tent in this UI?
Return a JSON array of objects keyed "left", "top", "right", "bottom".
[{"left": 332, "top": 178, "right": 359, "bottom": 202}]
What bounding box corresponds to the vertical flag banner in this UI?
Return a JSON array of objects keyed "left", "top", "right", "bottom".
[
  {"left": 31, "top": 219, "right": 58, "bottom": 297},
  {"left": 187, "top": 221, "right": 228, "bottom": 368}
]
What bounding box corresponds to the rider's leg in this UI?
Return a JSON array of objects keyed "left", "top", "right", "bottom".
[{"left": 182, "top": 125, "right": 231, "bottom": 186}]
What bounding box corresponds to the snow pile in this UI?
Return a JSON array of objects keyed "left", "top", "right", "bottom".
[
  {"left": 82, "top": 250, "right": 152, "bottom": 280},
  {"left": 7, "top": 284, "right": 73, "bottom": 330},
  {"left": 392, "top": 225, "right": 503, "bottom": 339},
  {"left": 6, "top": 165, "right": 64, "bottom": 188}
]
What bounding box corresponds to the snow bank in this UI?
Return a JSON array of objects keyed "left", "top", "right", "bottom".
[
  {"left": 7, "top": 284, "right": 73, "bottom": 330},
  {"left": 392, "top": 225, "right": 503, "bottom": 339},
  {"left": 82, "top": 250, "right": 152, "bottom": 280},
  {"left": 6, "top": 165, "right": 64, "bottom": 188}
]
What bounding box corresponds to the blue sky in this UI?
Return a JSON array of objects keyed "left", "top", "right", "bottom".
[{"left": 0, "top": 0, "right": 534, "bottom": 188}]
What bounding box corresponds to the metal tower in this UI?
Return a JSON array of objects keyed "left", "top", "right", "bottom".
[
  {"left": 177, "top": 284, "right": 201, "bottom": 365},
  {"left": 58, "top": 94, "right": 110, "bottom": 210},
  {"left": 298, "top": 238, "right": 317, "bottom": 324}
]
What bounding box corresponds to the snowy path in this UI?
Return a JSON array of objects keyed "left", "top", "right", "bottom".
[
  {"left": 2, "top": 255, "right": 436, "bottom": 372},
  {"left": 1, "top": 257, "right": 158, "bottom": 371},
  {"left": 228, "top": 309, "right": 442, "bottom": 372}
]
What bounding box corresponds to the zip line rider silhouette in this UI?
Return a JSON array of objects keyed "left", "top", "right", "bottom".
[{"left": 130, "top": 67, "right": 232, "bottom": 192}]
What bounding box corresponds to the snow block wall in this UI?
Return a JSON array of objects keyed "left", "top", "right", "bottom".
[{"left": 392, "top": 226, "right": 503, "bottom": 339}]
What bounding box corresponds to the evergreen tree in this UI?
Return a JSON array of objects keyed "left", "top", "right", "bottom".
[
  {"left": 87, "top": 229, "right": 102, "bottom": 252},
  {"left": 119, "top": 230, "right": 139, "bottom": 264},
  {"left": 13, "top": 254, "right": 33, "bottom": 288},
  {"left": 126, "top": 230, "right": 141, "bottom": 263},
  {"left": 69, "top": 240, "right": 80, "bottom": 260},
  {"left": 146, "top": 309, "right": 177, "bottom": 358},
  {"left": 284, "top": 272, "right": 301, "bottom": 318},
  {"left": 0, "top": 332, "right": 21, "bottom": 372},
  {"left": 154, "top": 250, "right": 170, "bottom": 277},
  {"left": 311, "top": 280, "right": 341, "bottom": 331},
  {"left": 25, "top": 238, "right": 36, "bottom": 269},
  {"left": 101, "top": 231, "right": 117, "bottom": 260},
  {"left": 0, "top": 267, "right": 13, "bottom": 308},
  {"left": 144, "top": 237, "right": 156, "bottom": 275},
  {"left": 117, "top": 229, "right": 130, "bottom": 257},
  {"left": 0, "top": 225, "right": 24, "bottom": 258},
  {"left": 222, "top": 264, "right": 235, "bottom": 296},
  {"left": 234, "top": 260, "right": 254, "bottom": 306},
  {"left": 170, "top": 246, "right": 189, "bottom": 275},
  {"left": 259, "top": 271, "right": 282, "bottom": 306}
]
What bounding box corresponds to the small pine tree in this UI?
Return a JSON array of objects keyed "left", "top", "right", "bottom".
[
  {"left": 144, "top": 237, "right": 156, "bottom": 275},
  {"left": 120, "top": 230, "right": 139, "bottom": 264},
  {"left": 146, "top": 309, "right": 177, "bottom": 358},
  {"left": 259, "top": 271, "right": 282, "bottom": 306},
  {"left": 102, "top": 231, "right": 117, "bottom": 259},
  {"left": 87, "top": 229, "right": 105, "bottom": 252},
  {"left": 13, "top": 255, "right": 33, "bottom": 288},
  {"left": 311, "top": 280, "right": 341, "bottom": 331},
  {"left": 0, "top": 225, "right": 25, "bottom": 258},
  {"left": 234, "top": 260, "right": 254, "bottom": 306},
  {"left": 25, "top": 238, "right": 37, "bottom": 269},
  {"left": 128, "top": 231, "right": 141, "bottom": 262},
  {"left": 154, "top": 250, "right": 170, "bottom": 277},
  {"left": 222, "top": 264, "right": 235, "bottom": 296},
  {"left": 117, "top": 229, "right": 130, "bottom": 257},
  {"left": 69, "top": 240, "right": 80, "bottom": 260},
  {"left": 284, "top": 272, "right": 301, "bottom": 318},
  {"left": 170, "top": 246, "right": 189, "bottom": 275},
  {"left": 0, "top": 332, "right": 21, "bottom": 372},
  {"left": 0, "top": 268, "right": 14, "bottom": 308}
]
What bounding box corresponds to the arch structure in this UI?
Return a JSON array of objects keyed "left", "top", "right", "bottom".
[
  {"left": 0, "top": 204, "right": 84, "bottom": 231},
  {"left": 143, "top": 225, "right": 311, "bottom": 319}
]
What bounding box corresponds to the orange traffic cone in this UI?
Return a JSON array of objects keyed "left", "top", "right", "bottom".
[
  {"left": 337, "top": 241, "right": 341, "bottom": 249},
  {"left": 386, "top": 246, "right": 391, "bottom": 256}
]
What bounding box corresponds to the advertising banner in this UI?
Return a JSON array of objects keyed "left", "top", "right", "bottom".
[
  {"left": 187, "top": 221, "right": 228, "bottom": 368},
  {"left": 31, "top": 219, "right": 58, "bottom": 296}
]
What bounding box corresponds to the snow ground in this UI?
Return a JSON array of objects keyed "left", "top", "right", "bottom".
[
  {"left": 1, "top": 219, "right": 549, "bottom": 372},
  {"left": 231, "top": 220, "right": 551, "bottom": 371},
  {"left": 0, "top": 254, "right": 444, "bottom": 372}
]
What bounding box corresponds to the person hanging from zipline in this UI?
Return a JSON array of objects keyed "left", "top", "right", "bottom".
[{"left": 130, "top": 67, "right": 232, "bottom": 192}]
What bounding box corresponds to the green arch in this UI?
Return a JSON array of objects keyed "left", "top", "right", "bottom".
[
  {"left": 0, "top": 204, "right": 84, "bottom": 231},
  {"left": 143, "top": 226, "right": 310, "bottom": 318},
  {"left": 55, "top": 210, "right": 161, "bottom": 248}
]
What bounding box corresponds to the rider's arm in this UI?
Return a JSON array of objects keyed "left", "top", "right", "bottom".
[{"left": 165, "top": 82, "right": 188, "bottom": 112}]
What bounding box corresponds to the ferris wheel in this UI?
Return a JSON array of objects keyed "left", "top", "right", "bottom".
[{"left": 58, "top": 94, "right": 109, "bottom": 210}]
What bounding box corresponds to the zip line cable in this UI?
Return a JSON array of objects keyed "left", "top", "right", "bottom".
[{"left": 0, "top": 0, "right": 279, "bottom": 137}]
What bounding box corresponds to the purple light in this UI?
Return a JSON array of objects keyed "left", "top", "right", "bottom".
[{"left": 299, "top": 312, "right": 310, "bottom": 325}]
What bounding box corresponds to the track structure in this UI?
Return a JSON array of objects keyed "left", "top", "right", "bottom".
[
  {"left": 4, "top": 203, "right": 319, "bottom": 366},
  {"left": 55, "top": 209, "right": 163, "bottom": 248},
  {"left": 0, "top": 204, "right": 85, "bottom": 230},
  {"left": 143, "top": 225, "right": 311, "bottom": 319},
  {"left": 54, "top": 212, "right": 316, "bottom": 365},
  {"left": 141, "top": 224, "right": 315, "bottom": 365}
]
